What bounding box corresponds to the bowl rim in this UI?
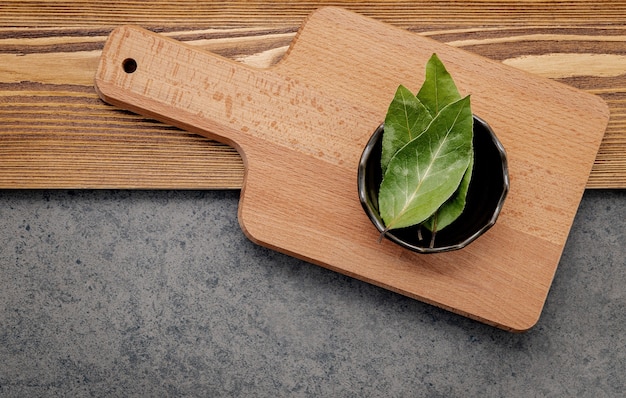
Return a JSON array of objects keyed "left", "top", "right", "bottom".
[{"left": 357, "top": 115, "right": 509, "bottom": 253}]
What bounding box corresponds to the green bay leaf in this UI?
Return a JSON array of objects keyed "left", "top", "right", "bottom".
[
  {"left": 423, "top": 152, "right": 474, "bottom": 232},
  {"left": 416, "top": 54, "right": 462, "bottom": 116},
  {"left": 381, "top": 85, "right": 433, "bottom": 173},
  {"left": 378, "top": 96, "right": 473, "bottom": 231}
]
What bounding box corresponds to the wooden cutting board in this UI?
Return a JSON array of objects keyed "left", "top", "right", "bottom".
[{"left": 95, "top": 7, "right": 609, "bottom": 331}]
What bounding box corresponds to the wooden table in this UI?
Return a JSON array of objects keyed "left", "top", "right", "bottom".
[{"left": 2, "top": 1, "right": 625, "bottom": 189}]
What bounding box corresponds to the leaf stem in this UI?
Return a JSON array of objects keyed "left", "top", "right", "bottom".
[
  {"left": 429, "top": 212, "right": 438, "bottom": 248},
  {"left": 377, "top": 227, "right": 390, "bottom": 244}
]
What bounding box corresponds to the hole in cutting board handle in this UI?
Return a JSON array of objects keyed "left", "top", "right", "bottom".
[{"left": 122, "top": 58, "right": 137, "bottom": 73}]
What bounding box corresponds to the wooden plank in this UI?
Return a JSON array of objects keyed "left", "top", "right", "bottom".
[
  {"left": 94, "top": 8, "right": 608, "bottom": 331},
  {"left": 3, "top": 1, "right": 626, "bottom": 28},
  {"left": 1, "top": 1, "right": 625, "bottom": 189}
]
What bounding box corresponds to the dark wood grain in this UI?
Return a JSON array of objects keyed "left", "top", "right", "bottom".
[{"left": 1, "top": 1, "right": 625, "bottom": 188}]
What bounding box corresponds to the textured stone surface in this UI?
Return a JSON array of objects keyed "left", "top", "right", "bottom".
[{"left": 0, "top": 189, "right": 624, "bottom": 397}]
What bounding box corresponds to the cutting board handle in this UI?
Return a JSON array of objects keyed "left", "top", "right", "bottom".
[{"left": 95, "top": 25, "right": 285, "bottom": 156}]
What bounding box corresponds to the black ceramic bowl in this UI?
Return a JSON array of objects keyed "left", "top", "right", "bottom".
[{"left": 358, "top": 116, "right": 509, "bottom": 253}]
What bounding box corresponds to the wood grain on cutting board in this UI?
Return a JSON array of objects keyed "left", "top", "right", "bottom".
[
  {"left": 94, "top": 7, "right": 609, "bottom": 331},
  {"left": 1, "top": 1, "right": 625, "bottom": 189}
]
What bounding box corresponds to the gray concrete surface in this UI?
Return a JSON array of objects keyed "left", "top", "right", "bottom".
[{"left": 0, "top": 189, "right": 624, "bottom": 397}]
